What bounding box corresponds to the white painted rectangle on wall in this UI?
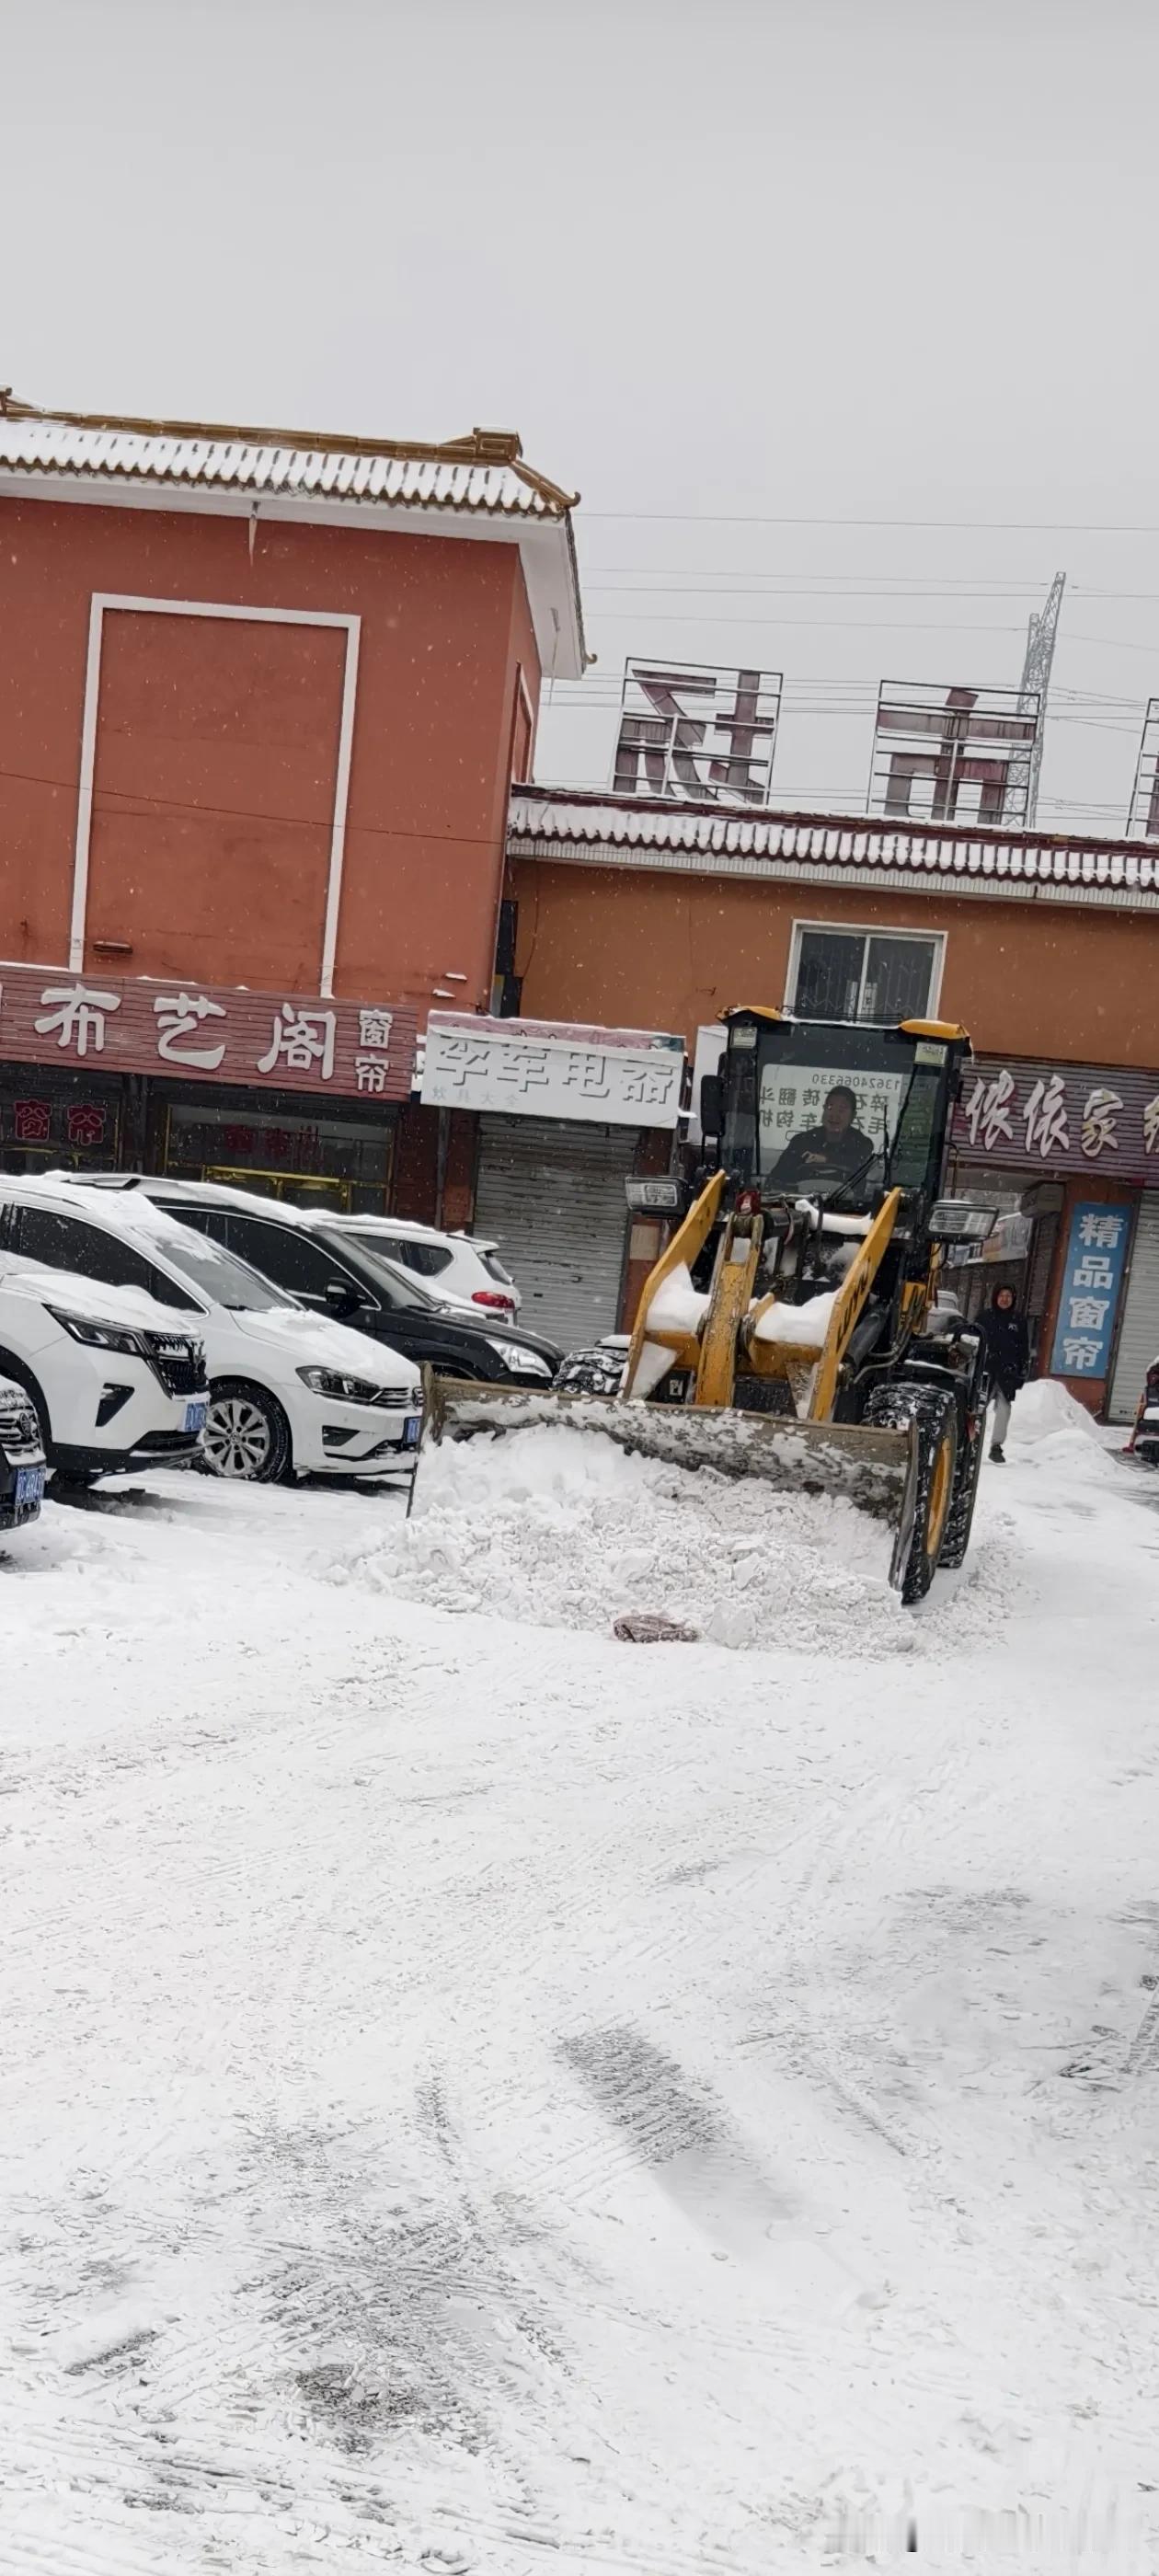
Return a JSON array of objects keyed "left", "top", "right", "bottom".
[{"left": 421, "top": 1013, "right": 685, "bottom": 1127}]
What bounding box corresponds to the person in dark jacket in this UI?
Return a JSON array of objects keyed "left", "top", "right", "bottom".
[
  {"left": 774, "top": 1085, "right": 875, "bottom": 1189},
  {"left": 981, "top": 1283, "right": 1030, "bottom": 1461}
]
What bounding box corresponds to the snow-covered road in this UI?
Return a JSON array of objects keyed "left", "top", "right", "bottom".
[{"left": 2, "top": 1398, "right": 1158, "bottom": 2573}]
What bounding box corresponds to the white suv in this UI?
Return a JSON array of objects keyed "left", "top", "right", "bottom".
[
  {"left": 0, "top": 1249, "right": 208, "bottom": 1486},
  {"left": 0, "top": 1178, "right": 421, "bottom": 1487},
  {"left": 0, "top": 1372, "right": 47, "bottom": 1529},
  {"left": 322, "top": 1214, "right": 522, "bottom": 1319}
]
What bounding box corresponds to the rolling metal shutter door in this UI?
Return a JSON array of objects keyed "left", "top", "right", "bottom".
[
  {"left": 474, "top": 1116, "right": 635, "bottom": 1351},
  {"left": 1109, "top": 1194, "right": 1159, "bottom": 1422}
]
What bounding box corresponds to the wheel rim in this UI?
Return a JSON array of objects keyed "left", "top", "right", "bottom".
[
  {"left": 927, "top": 1432, "right": 954, "bottom": 1556},
  {"left": 203, "top": 1396, "right": 271, "bottom": 1479}
]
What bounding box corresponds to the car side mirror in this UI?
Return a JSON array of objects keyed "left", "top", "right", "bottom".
[
  {"left": 325, "top": 1279, "right": 369, "bottom": 1316},
  {"left": 699, "top": 1073, "right": 723, "bottom": 1138}
]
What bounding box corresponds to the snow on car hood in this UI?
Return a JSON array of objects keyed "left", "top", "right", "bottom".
[
  {"left": 227, "top": 1303, "right": 418, "bottom": 1391},
  {"left": 0, "top": 1254, "right": 198, "bottom": 1336}
]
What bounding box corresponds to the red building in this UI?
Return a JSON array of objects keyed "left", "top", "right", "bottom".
[{"left": 0, "top": 390, "right": 584, "bottom": 1216}]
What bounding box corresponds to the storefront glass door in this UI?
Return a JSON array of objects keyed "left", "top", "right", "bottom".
[{"left": 203, "top": 1165, "right": 352, "bottom": 1212}]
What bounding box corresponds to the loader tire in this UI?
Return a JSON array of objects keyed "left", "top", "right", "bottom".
[
  {"left": 938, "top": 1411, "right": 984, "bottom": 1571},
  {"left": 555, "top": 1344, "right": 627, "bottom": 1397},
  {"left": 865, "top": 1382, "right": 958, "bottom": 1604}
]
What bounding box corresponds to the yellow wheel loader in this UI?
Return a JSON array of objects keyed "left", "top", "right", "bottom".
[{"left": 425, "top": 1009, "right": 997, "bottom": 1603}]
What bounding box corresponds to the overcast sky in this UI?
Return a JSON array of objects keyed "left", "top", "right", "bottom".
[{"left": 6, "top": 0, "right": 1159, "bottom": 831}]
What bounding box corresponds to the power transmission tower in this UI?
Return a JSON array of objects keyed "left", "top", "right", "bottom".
[{"left": 1006, "top": 571, "right": 1065, "bottom": 828}]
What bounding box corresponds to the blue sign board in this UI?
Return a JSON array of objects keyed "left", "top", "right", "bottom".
[{"left": 1050, "top": 1202, "right": 1132, "bottom": 1380}]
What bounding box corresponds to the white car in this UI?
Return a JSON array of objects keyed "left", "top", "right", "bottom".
[
  {"left": 322, "top": 1214, "right": 522, "bottom": 1319},
  {"left": 0, "top": 1248, "right": 208, "bottom": 1487},
  {"left": 0, "top": 1370, "right": 47, "bottom": 1529},
  {"left": 0, "top": 1179, "right": 422, "bottom": 1487}
]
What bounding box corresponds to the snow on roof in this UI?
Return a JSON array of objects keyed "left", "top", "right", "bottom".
[
  {"left": 0, "top": 397, "right": 575, "bottom": 519},
  {"left": 0, "top": 395, "right": 589, "bottom": 678},
  {"left": 507, "top": 788, "right": 1159, "bottom": 913}
]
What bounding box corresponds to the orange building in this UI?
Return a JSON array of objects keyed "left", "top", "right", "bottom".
[
  {"left": 503, "top": 788, "right": 1159, "bottom": 1418},
  {"left": 0, "top": 391, "right": 584, "bottom": 1214}
]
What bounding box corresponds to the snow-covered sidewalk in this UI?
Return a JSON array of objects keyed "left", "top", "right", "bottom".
[{"left": 2, "top": 1396, "right": 1158, "bottom": 2572}]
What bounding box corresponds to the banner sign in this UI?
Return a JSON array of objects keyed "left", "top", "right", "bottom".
[
  {"left": 421, "top": 1013, "right": 685, "bottom": 1127},
  {"left": 1049, "top": 1202, "right": 1132, "bottom": 1379},
  {"left": 0, "top": 960, "right": 416, "bottom": 1102},
  {"left": 953, "top": 1056, "right": 1159, "bottom": 1179}
]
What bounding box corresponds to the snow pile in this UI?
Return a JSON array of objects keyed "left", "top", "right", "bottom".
[
  {"left": 1008, "top": 1376, "right": 1125, "bottom": 1482},
  {"left": 331, "top": 1422, "right": 919, "bottom": 1654},
  {"left": 753, "top": 1288, "right": 836, "bottom": 1349},
  {"left": 644, "top": 1266, "right": 839, "bottom": 1351},
  {"left": 1012, "top": 1377, "right": 1101, "bottom": 1444},
  {"left": 643, "top": 1260, "right": 708, "bottom": 1335}
]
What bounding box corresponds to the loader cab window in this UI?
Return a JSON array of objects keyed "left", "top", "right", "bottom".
[{"left": 724, "top": 1023, "right": 948, "bottom": 1207}]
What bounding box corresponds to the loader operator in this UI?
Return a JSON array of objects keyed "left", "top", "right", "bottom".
[{"left": 774, "top": 1084, "right": 876, "bottom": 1190}]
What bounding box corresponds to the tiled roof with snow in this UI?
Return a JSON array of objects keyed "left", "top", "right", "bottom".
[
  {"left": 507, "top": 788, "right": 1159, "bottom": 912},
  {"left": 0, "top": 396, "right": 589, "bottom": 677},
  {"left": 0, "top": 399, "right": 576, "bottom": 521}
]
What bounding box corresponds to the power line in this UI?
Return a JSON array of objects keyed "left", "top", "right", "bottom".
[
  {"left": 582, "top": 508, "right": 1159, "bottom": 534},
  {"left": 585, "top": 611, "right": 1036, "bottom": 636},
  {"left": 582, "top": 578, "right": 1049, "bottom": 600},
  {"left": 0, "top": 764, "right": 502, "bottom": 845}
]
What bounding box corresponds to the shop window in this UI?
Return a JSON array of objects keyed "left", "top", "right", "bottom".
[{"left": 786, "top": 924, "right": 944, "bottom": 1024}]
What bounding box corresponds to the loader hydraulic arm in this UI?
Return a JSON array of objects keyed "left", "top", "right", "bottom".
[
  {"left": 622, "top": 1170, "right": 725, "bottom": 1397},
  {"left": 807, "top": 1188, "right": 900, "bottom": 1420}
]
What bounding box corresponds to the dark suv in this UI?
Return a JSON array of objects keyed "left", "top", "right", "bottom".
[{"left": 70, "top": 1181, "right": 563, "bottom": 1386}]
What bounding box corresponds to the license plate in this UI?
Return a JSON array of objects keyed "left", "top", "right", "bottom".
[
  {"left": 16, "top": 1466, "right": 44, "bottom": 1509},
  {"left": 184, "top": 1401, "right": 208, "bottom": 1435},
  {"left": 402, "top": 1414, "right": 421, "bottom": 1448}
]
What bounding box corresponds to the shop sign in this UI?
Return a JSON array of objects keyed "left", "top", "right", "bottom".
[
  {"left": 421, "top": 1013, "right": 686, "bottom": 1127},
  {"left": 0, "top": 1094, "right": 114, "bottom": 1152},
  {"left": 166, "top": 1103, "right": 391, "bottom": 1183},
  {"left": 954, "top": 1055, "right": 1159, "bottom": 1179},
  {"left": 1049, "top": 1202, "right": 1132, "bottom": 1379},
  {"left": 0, "top": 961, "right": 416, "bottom": 1102}
]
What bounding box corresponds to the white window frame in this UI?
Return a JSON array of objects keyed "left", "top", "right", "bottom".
[
  {"left": 784, "top": 918, "right": 946, "bottom": 1022},
  {"left": 70, "top": 593, "right": 361, "bottom": 995}
]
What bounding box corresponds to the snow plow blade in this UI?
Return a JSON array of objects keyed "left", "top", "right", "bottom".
[{"left": 423, "top": 1377, "right": 917, "bottom": 1539}]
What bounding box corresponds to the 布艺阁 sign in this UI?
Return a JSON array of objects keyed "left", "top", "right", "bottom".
[
  {"left": 420, "top": 1015, "right": 686, "bottom": 1128},
  {"left": 0, "top": 962, "right": 415, "bottom": 1103}
]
